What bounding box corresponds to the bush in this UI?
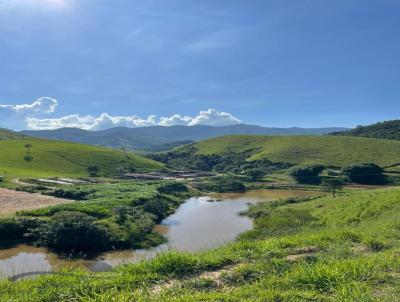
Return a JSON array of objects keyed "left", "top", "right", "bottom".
[
  {"left": 157, "top": 182, "right": 188, "bottom": 194},
  {"left": 30, "top": 211, "right": 111, "bottom": 252},
  {"left": 341, "top": 163, "right": 386, "bottom": 184},
  {"left": 143, "top": 199, "right": 170, "bottom": 222},
  {"left": 289, "top": 164, "right": 325, "bottom": 184},
  {"left": 0, "top": 218, "right": 25, "bottom": 243},
  {"left": 196, "top": 176, "right": 246, "bottom": 193},
  {"left": 244, "top": 168, "right": 265, "bottom": 182}
]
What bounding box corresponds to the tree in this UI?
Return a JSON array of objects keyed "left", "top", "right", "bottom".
[
  {"left": 31, "top": 211, "right": 110, "bottom": 252},
  {"left": 322, "top": 178, "right": 344, "bottom": 198},
  {"left": 244, "top": 168, "right": 265, "bottom": 182},
  {"left": 289, "top": 164, "right": 325, "bottom": 184},
  {"left": 87, "top": 165, "right": 100, "bottom": 177},
  {"left": 24, "top": 144, "right": 33, "bottom": 161},
  {"left": 341, "top": 163, "right": 386, "bottom": 184}
]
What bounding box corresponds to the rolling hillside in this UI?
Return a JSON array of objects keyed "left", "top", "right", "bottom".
[
  {"left": 0, "top": 128, "right": 28, "bottom": 140},
  {"left": 330, "top": 119, "right": 400, "bottom": 141},
  {"left": 173, "top": 135, "right": 400, "bottom": 167},
  {"left": 0, "top": 138, "right": 163, "bottom": 180},
  {"left": 21, "top": 124, "right": 348, "bottom": 151}
]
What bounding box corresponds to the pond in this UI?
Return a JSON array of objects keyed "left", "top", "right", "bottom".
[{"left": 0, "top": 189, "right": 318, "bottom": 279}]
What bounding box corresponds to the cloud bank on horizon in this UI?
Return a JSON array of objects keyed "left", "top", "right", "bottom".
[{"left": 0, "top": 97, "right": 241, "bottom": 130}]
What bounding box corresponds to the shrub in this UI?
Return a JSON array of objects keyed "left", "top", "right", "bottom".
[
  {"left": 244, "top": 168, "right": 265, "bottom": 182},
  {"left": 289, "top": 164, "right": 325, "bottom": 184},
  {"left": 30, "top": 211, "right": 110, "bottom": 252},
  {"left": 143, "top": 199, "right": 170, "bottom": 222},
  {"left": 0, "top": 218, "right": 25, "bottom": 243},
  {"left": 341, "top": 163, "right": 386, "bottom": 184},
  {"left": 157, "top": 182, "right": 188, "bottom": 194}
]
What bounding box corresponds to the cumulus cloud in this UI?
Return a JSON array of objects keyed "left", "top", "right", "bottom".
[
  {"left": 0, "top": 97, "right": 241, "bottom": 130},
  {"left": 0, "top": 97, "right": 58, "bottom": 130}
]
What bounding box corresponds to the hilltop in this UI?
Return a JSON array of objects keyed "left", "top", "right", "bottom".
[
  {"left": 155, "top": 135, "right": 400, "bottom": 169},
  {"left": 0, "top": 137, "right": 163, "bottom": 181},
  {"left": 21, "top": 124, "right": 348, "bottom": 151},
  {"left": 330, "top": 119, "right": 400, "bottom": 141}
]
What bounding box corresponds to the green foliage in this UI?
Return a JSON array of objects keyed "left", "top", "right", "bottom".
[
  {"left": 86, "top": 165, "right": 100, "bottom": 177},
  {"left": 195, "top": 176, "right": 246, "bottom": 192},
  {"left": 244, "top": 168, "right": 265, "bottom": 181},
  {"left": 288, "top": 164, "right": 324, "bottom": 184},
  {"left": 28, "top": 211, "right": 111, "bottom": 252},
  {"left": 0, "top": 218, "right": 25, "bottom": 243},
  {"left": 341, "top": 163, "right": 386, "bottom": 184},
  {"left": 157, "top": 182, "right": 188, "bottom": 194},
  {"left": 321, "top": 177, "right": 344, "bottom": 197},
  {"left": 330, "top": 119, "right": 400, "bottom": 141},
  {"left": 3, "top": 181, "right": 187, "bottom": 253}
]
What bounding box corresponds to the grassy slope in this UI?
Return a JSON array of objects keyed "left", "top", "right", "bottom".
[
  {"left": 191, "top": 135, "right": 400, "bottom": 167},
  {"left": 0, "top": 129, "right": 27, "bottom": 140},
  {"left": 1, "top": 187, "right": 400, "bottom": 301},
  {"left": 0, "top": 138, "right": 163, "bottom": 180},
  {"left": 330, "top": 119, "right": 400, "bottom": 141}
]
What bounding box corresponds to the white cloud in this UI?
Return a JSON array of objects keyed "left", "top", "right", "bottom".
[
  {"left": 0, "top": 97, "right": 241, "bottom": 130},
  {"left": 188, "top": 108, "right": 241, "bottom": 126},
  {"left": 0, "top": 97, "right": 58, "bottom": 130}
]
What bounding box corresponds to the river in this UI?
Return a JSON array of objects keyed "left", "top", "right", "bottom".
[{"left": 0, "top": 189, "right": 318, "bottom": 279}]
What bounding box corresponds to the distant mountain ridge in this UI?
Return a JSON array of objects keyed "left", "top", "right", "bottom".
[
  {"left": 330, "top": 120, "right": 400, "bottom": 141},
  {"left": 22, "top": 124, "right": 348, "bottom": 151}
]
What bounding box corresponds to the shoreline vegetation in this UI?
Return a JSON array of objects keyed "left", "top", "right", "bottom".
[{"left": 0, "top": 181, "right": 192, "bottom": 255}]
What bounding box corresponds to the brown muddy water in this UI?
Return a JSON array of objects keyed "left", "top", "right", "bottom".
[{"left": 0, "top": 189, "right": 318, "bottom": 279}]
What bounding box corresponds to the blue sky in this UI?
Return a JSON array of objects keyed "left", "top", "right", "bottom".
[{"left": 0, "top": 0, "right": 399, "bottom": 130}]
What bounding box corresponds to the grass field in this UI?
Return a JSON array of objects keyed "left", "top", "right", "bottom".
[
  {"left": 1, "top": 186, "right": 400, "bottom": 301},
  {"left": 191, "top": 135, "right": 400, "bottom": 167},
  {"left": 0, "top": 138, "right": 163, "bottom": 182}
]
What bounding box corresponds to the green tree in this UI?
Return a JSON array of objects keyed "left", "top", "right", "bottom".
[
  {"left": 341, "top": 163, "right": 386, "bottom": 184},
  {"left": 322, "top": 178, "right": 344, "bottom": 198},
  {"left": 244, "top": 168, "right": 265, "bottom": 182},
  {"left": 30, "top": 211, "right": 110, "bottom": 252},
  {"left": 289, "top": 164, "right": 325, "bottom": 184},
  {"left": 87, "top": 165, "right": 100, "bottom": 177},
  {"left": 24, "top": 144, "right": 33, "bottom": 161}
]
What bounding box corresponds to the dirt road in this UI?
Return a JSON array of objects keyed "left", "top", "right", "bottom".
[{"left": 0, "top": 188, "right": 71, "bottom": 216}]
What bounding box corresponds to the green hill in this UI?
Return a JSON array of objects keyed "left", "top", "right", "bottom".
[
  {"left": 330, "top": 119, "right": 400, "bottom": 141},
  {"left": 0, "top": 128, "right": 28, "bottom": 140},
  {"left": 21, "top": 124, "right": 348, "bottom": 152},
  {"left": 0, "top": 138, "right": 163, "bottom": 180},
  {"left": 170, "top": 135, "right": 400, "bottom": 168}
]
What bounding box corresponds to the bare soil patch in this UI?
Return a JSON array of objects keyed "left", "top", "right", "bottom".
[{"left": 0, "top": 188, "right": 72, "bottom": 216}]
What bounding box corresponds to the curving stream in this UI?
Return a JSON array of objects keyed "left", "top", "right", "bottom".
[{"left": 0, "top": 189, "right": 317, "bottom": 279}]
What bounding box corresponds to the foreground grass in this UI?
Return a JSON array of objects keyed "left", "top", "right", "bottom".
[{"left": 1, "top": 187, "right": 400, "bottom": 301}]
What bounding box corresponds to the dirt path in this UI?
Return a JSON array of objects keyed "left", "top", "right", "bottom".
[{"left": 0, "top": 188, "right": 72, "bottom": 216}]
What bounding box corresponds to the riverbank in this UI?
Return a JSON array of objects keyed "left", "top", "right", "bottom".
[
  {"left": 2, "top": 186, "right": 400, "bottom": 301},
  {"left": 0, "top": 181, "right": 192, "bottom": 254}
]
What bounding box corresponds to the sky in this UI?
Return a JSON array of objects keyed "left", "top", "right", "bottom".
[{"left": 0, "top": 0, "right": 399, "bottom": 130}]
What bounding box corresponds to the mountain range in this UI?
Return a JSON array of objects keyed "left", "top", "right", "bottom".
[{"left": 21, "top": 124, "right": 348, "bottom": 152}]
